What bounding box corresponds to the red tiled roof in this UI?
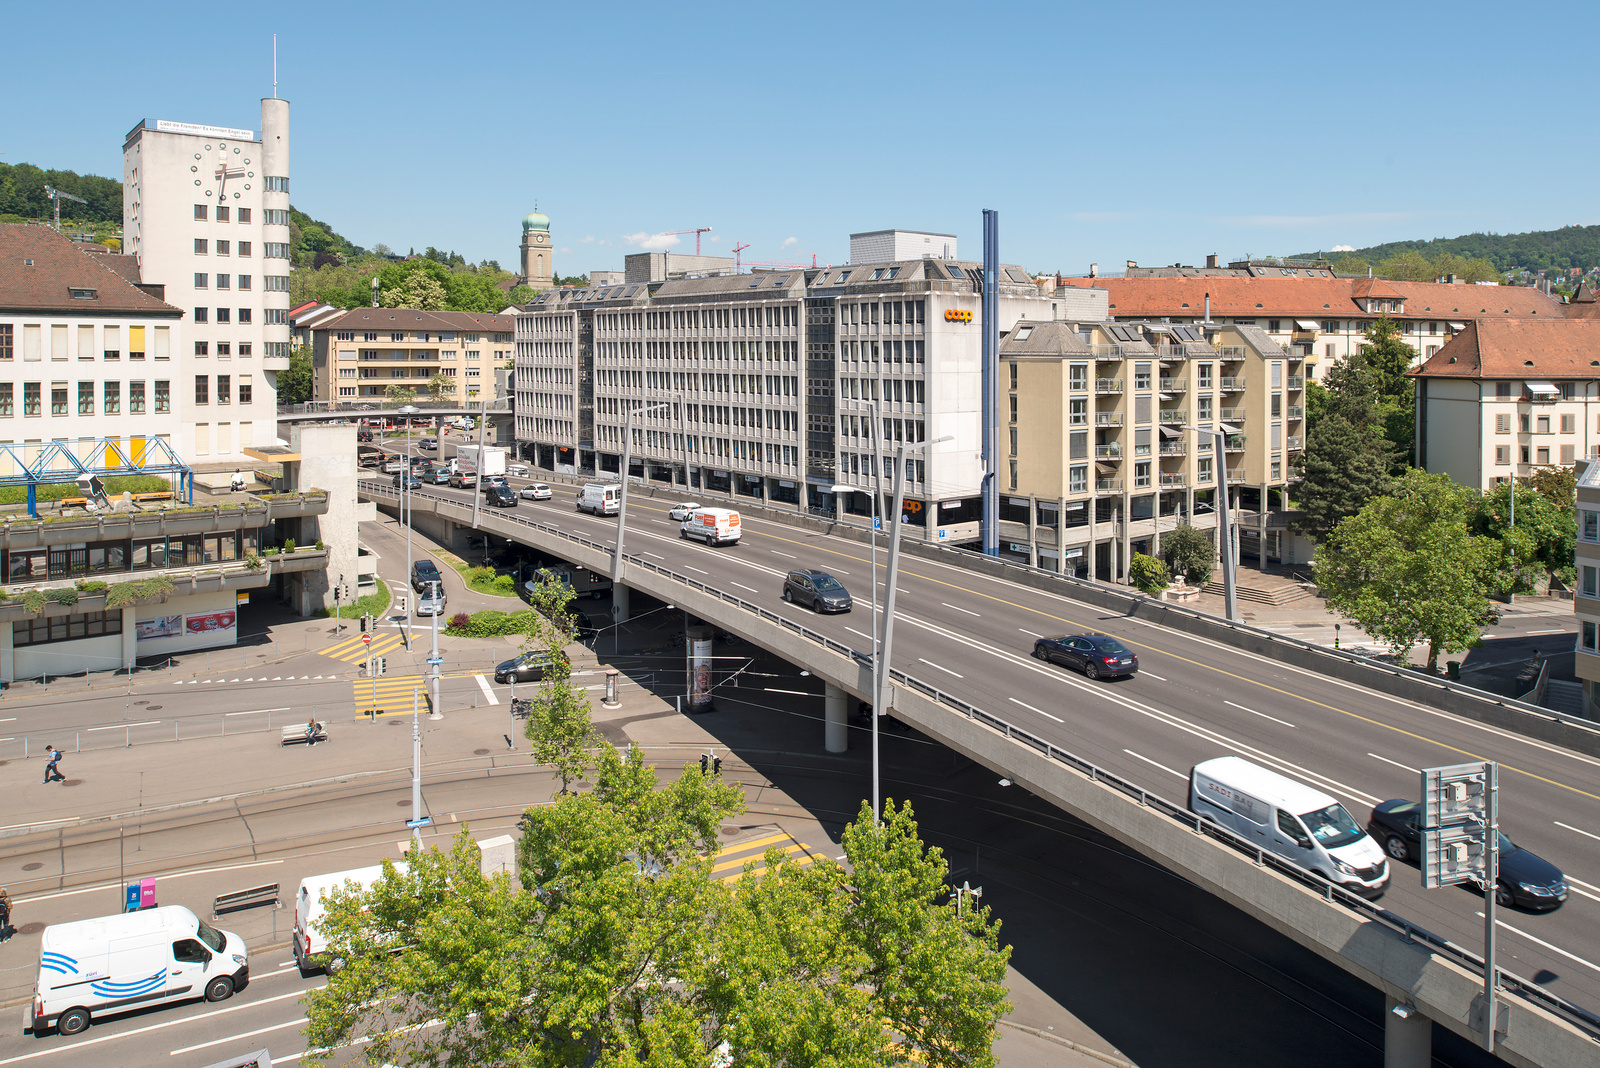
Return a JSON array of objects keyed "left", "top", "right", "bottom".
[
  {"left": 1410, "top": 318, "right": 1600, "bottom": 379},
  {"left": 1056, "top": 275, "right": 1563, "bottom": 321},
  {"left": 0, "top": 224, "right": 182, "bottom": 317},
  {"left": 320, "top": 308, "right": 513, "bottom": 331},
  {"left": 1351, "top": 277, "right": 1406, "bottom": 299}
]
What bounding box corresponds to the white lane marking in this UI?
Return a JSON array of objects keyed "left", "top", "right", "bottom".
[
  {"left": 643, "top": 551, "right": 664, "bottom": 559},
  {"left": 0, "top": 987, "right": 321, "bottom": 1066},
  {"left": 940, "top": 602, "right": 980, "bottom": 617},
  {"left": 1124, "top": 749, "right": 1186, "bottom": 780},
  {"left": 171, "top": 1016, "right": 308, "bottom": 1056},
  {"left": 89, "top": 720, "right": 159, "bottom": 731},
  {"left": 1523, "top": 629, "right": 1571, "bottom": 636},
  {"left": 0, "top": 817, "right": 77, "bottom": 832},
  {"left": 1009, "top": 697, "right": 1062, "bottom": 723},
  {"left": 1369, "top": 752, "right": 1420, "bottom": 774},
  {"left": 225, "top": 707, "right": 291, "bottom": 717},
  {"left": 1224, "top": 700, "right": 1296, "bottom": 729},
  {"left": 846, "top": 626, "right": 875, "bottom": 643},
  {"left": 1019, "top": 628, "right": 1045, "bottom": 638},
  {"left": 770, "top": 550, "right": 797, "bottom": 559},
  {"left": 0, "top": 718, "right": 14, "bottom": 723},
  {"left": 765, "top": 688, "right": 814, "bottom": 696},
  {"left": 684, "top": 565, "right": 708, "bottom": 574},
  {"left": 1554, "top": 820, "right": 1600, "bottom": 844},
  {"left": 832, "top": 568, "right": 850, "bottom": 575},
  {"left": 918, "top": 658, "right": 964, "bottom": 679},
  {"left": 25, "top": 860, "right": 284, "bottom": 903},
  {"left": 1476, "top": 912, "right": 1600, "bottom": 976},
  {"left": 1140, "top": 671, "right": 1167, "bottom": 681},
  {"left": 732, "top": 582, "right": 759, "bottom": 594},
  {"left": 475, "top": 675, "right": 498, "bottom": 705}
]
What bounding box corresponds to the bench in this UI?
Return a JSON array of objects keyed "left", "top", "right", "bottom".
[
  {"left": 131, "top": 491, "right": 174, "bottom": 503},
  {"left": 281, "top": 722, "right": 329, "bottom": 745},
  {"left": 213, "top": 883, "right": 280, "bottom": 918}
]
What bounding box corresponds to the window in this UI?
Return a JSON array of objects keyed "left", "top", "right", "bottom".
[
  {"left": 1537, "top": 415, "right": 1551, "bottom": 434},
  {"left": 216, "top": 240, "right": 229, "bottom": 256},
  {"left": 103, "top": 382, "right": 119, "bottom": 414},
  {"left": 1068, "top": 398, "right": 1087, "bottom": 426},
  {"left": 237, "top": 308, "right": 251, "bottom": 324},
  {"left": 194, "top": 342, "right": 208, "bottom": 356},
  {"left": 1068, "top": 363, "right": 1088, "bottom": 391},
  {"left": 1562, "top": 413, "right": 1576, "bottom": 434},
  {"left": 1564, "top": 444, "right": 1577, "bottom": 464},
  {"left": 216, "top": 274, "right": 230, "bottom": 290},
  {"left": 216, "top": 206, "right": 229, "bottom": 222},
  {"left": 265, "top": 176, "right": 289, "bottom": 192},
  {"left": 1495, "top": 412, "right": 1511, "bottom": 434},
  {"left": 238, "top": 208, "right": 252, "bottom": 224},
  {"left": 264, "top": 275, "right": 288, "bottom": 292},
  {"left": 264, "top": 242, "right": 290, "bottom": 258},
  {"left": 127, "top": 325, "right": 143, "bottom": 360},
  {"left": 1197, "top": 363, "right": 1212, "bottom": 388},
  {"left": 238, "top": 241, "right": 251, "bottom": 257},
  {"left": 1134, "top": 362, "right": 1151, "bottom": 390},
  {"left": 1537, "top": 446, "right": 1550, "bottom": 465},
  {"left": 0, "top": 324, "right": 10, "bottom": 360},
  {"left": 1322, "top": 320, "right": 1339, "bottom": 333},
  {"left": 1585, "top": 621, "right": 1598, "bottom": 652},
  {"left": 194, "top": 307, "right": 209, "bottom": 324},
  {"left": 1069, "top": 464, "right": 1088, "bottom": 494},
  {"left": 1198, "top": 395, "right": 1213, "bottom": 419},
  {"left": 1198, "top": 456, "right": 1213, "bottom": 483},
  {"left": 239, "top": 343, "right": 253, "bottom": 356},
  {"left": 129, "top": 380, "right": 145, "bottom": 414},
  {"left": 13, "top": 610, "right": 122, "bottom": 647},
  {"left": 1268, "top": 319, "right": 1282, "bottom": 333},
  {"left": 154, "top": 380, "right": 170, "bottom": 413},
  {"left": 0, "top": 383, "right": 11, "bottom": 416},
  {"left": 195, "top": 376, "right": 209, "bottom": 405},
  {"left": 194, "top": 204, "right": 208, "bottom": 220},
  {"left": 102, "top": 325, "right": 119, "bottom": 360},
  {"left": 217, "top": 375, "right": 230, "bottom": 404},
  {"left": 237, "top": 275, "right": 251, "bottom": 290},
  {"left": 154, "top": 325, "right": 169, "bottom": 359},
  {"left": 194, "top": 273, "right": 208, "bottom": 289},
  {"left": 1134, "top": 461, "right": 1151, "bottom": 488},
  {"left": 1584, "top": 565, "right": 1599, "bottom": 598},
  {"left": 194, "top": 239, "right": 208, "bottom": 254},
  {"left": 216, "top": 308, "right": 230, "bottom": 324},
  {"left": 238, "top": 375, "right": 251, "bottom": 405},
  {"left": 24, "top": 382, "right": 40, "bottom": 416},
  {"left": 1495, "top": 445, "right": 1510, "bottom": 465},
  {"left": 77, "top": 381, "right": 93, "bottom": 414},
  {"left": 1496, "top": 382, "right": 1512, "bottom": 399}
]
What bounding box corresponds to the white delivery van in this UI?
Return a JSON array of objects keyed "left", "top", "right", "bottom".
[
  {"left": 293, "top": 862, "right": 408, "bottom": 975},
  {"left": 29, "top": 905, "right": 248, "bottom": 1036},
  {"left": 1189, "top": 756, "right": 1389, "bottom": 898},
  {"left": 680, "top": 508, "right": 742, "bottom": 546},
  {"left": 577, "top": 483, "right": 621, "bottom": 516}
]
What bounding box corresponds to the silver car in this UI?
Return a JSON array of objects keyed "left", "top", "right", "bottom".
[{"left": 668, "top": 502, "right": 702, "bottom": 521}]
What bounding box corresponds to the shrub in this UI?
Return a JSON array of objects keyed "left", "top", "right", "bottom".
[
  {"left": 244, "top": 554, "right": 263, "bottom": 571},
  {"left": 44, "top": 588, "right": 79, "bottom": 607},
  {"left": 76, "top": 580, "right": 109, "bottom": 594},
  {"left": 22, "top": 590, "right": 46, "bottom": 615},
  {"left": 139, "top": 574, "right": 175, "bottom": 603},
  {"left": 492, "top": 573, "right": 516, "bottom": 593},
  {"left": 264, "top": 546, "right": 280, "bottom": 556},
  {"left": 105, "top": 581, "right": 142, "bottom": 608},
  {"left": 315, "top": 539, "right": 326, "bottom": 551},
  {"left": 1161, "top": 523, "right": 1214, "bottom": 586},
  {"left": 284, "top": 538, "right": 296, "bottom": 553},
  {"left": 1129, "top": 553, "right": 1170, "bottom": 594},
  {"left": 447, "top": 612, "right": 471, "bottom": 634}
]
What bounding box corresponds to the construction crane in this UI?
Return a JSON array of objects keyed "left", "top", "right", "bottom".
[
  {"left": 44, "top": 185, "right": 88, "bottom": 230},
  {"left": 658, "top": 227, "right": 713, "bottom": 255}
]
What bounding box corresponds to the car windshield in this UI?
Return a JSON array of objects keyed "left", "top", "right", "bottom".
[
  {"left": 1091, "top": 638, "right": 1129, "bottom": 656},
  {"left": 1298, "top": 803, "right": 1366, "bottom": 849},
  {"left": 814, "top": 575, "right": 844, "bottom": 592},
  {"left": 195, "top": 918, "right": 227, "bottom": 953}
]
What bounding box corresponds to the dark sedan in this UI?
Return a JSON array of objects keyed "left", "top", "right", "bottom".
[
  {"left": 392, "top": 473, "right": 423, "bottom": 491},
  {"left": 781, "top": 569, "right": 852, "bottom": 612},
  {"left": 494, "top": 650, "right": 570, "bottom": 684},
  {"left": 1032, "top": 633, "right": 1138, "bottom": 680},
  {"left": 1367, "top": 800, "right": 1567, "bottom": 911},
  {"left": 484, "top": 485, "right": 517, "bottom": 508}
]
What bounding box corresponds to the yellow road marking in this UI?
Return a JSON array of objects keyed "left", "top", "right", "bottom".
[{"left": 716, "top": 831, "right": 793, "bottom": 856}]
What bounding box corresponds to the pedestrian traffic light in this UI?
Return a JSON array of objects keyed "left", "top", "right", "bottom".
[{"left": 699, "top": 754, "right": 709, "bottom": 775}]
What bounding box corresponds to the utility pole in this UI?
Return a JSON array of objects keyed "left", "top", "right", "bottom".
[{"left": 980, "top": 208, "right": 1000, "bottom": 556}]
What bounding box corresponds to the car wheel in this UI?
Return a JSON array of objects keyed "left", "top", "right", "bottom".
[
  {"left": 781, "top": 588, "right": 791, "bottom": 602},
  {"left": 1083, "top": 662, "right": 1100, "bottom": 680},
  {"left": 1384, "top": 835, "right": 1410, "bottom": 863},
  {"left": 55, "top": 1006, "right": 91, "bottom": 1036},
  {"left": 1032, "top": 645, "right": 1045, "bottom": 660},
  {"left": 205, "top": 976, "right": 235, "bottom": 1002},
  {"left": 325, "top": 954, "right": 348, "bottom": 975},
  {"left": 1495, "top": 884, "right": 1515, "bottom": 908},
  {"left": 679, "top": 528, "right": 688, "bottom": 539},
  {"left": 810, "top": 598, "right": 820, "bottom": 612}
]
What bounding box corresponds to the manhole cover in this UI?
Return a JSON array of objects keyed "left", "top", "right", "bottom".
[
  {"left": 145, "top": 705, "right": 162, "bottom": 711},
  {"left": 17, "top": 923, "right": 43, "bottom": 935},
  {"left": 397, "top": 800, "right": 411, "bottom": 807},
  {"left": 134, "top": 700, "right": 148, "bottom": 706},
  {"left": 473, "top": 748, "right": 491, "bottom": 756},
  {"left": 721, "top": 826, "right": 739, "bottom": 836},
  {"left": 62, "top": 779, "right": 84, "bottom": 787},
  {"left": 389, "top": 719, "right": 404, "bottom": 726},
  {"left": 21, "top": 862, "right": 42, "bottom": 871}
]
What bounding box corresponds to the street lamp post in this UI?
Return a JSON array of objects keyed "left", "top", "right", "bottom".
[
  {"left": 612, "top": 401, "right": 671, "bottom": 624},
  {"left": 1182, "top": 423, "right": 1239, "bottom": 622},
  {"left": 470, "top": 396, "right": 488, "bottom": 532}
]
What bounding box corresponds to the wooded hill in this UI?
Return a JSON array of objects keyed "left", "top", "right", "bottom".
[{"left": 1301, "top": 223, "right": 1600, "bottom": 275}]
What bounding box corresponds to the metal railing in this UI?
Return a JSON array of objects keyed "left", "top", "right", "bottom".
[
  {"left": 1093, "top": 445, "right": 1122, "bottom": 460},
  {"left": 1287, "top": 406, "right": 1304, "bottom": 420},
  {"left": 1094, "top": 412, "right": 1123, "bottom": 426},
  {"left": 1158, "top": 378, "right": 1187, "bottom": 392},
  {"left": 1088, "top": 344, "right": 1125, "bottom": 359},
  {"left": 1214, "top": 346, "right": 1247, "bottom": 358},
  {"left": 1286, "top": 436, "right": 1304, "bottom": 450},
  {"left": 1219, "top": 377, "right": 1248, "bottom": 390},
  {"left": 1158, "top": 410, "right": 1188, "bottom": 424},
  {"left": 1224, "top": 435, "right": 1246, "bottom": 452},
  {"left": 1158, "top": 473, "right": 1187, "bottom": 487},
  {"left": 1286, "top": 376, "right": 1304, "bottom": 389},
  {"left": 1094, "top": 379, "right": 1124, "bottom": 393},
  {"left": 1159, "top": 442, "right": 1186, "bottom": 457},
  {"left": 1094, "top": 478, "right": 1123, "bottom": 492},
  {"left": 1220, "top": 407, "right": 1246, "bottom": 421}
]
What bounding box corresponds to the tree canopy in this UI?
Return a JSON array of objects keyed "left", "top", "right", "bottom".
[
  {"left": 1301, "top": 222, "right": 1600, "bottom": 276},
  {"left": 1161, "top": 523, "right": 1213, "bottom": 586},
  {"left": 1293, "top": 351, "right": 1393, "bottom": 542}
]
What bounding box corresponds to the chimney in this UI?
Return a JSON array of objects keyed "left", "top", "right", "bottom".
[
  {"left": 1205, "top": 254, "right": 1219, "bottom": 269},
  {"left": 1204, "top": 293, "right": 1211, "bottom": 322},
  {"left": 1126, "top": 260, "right": 1137, "bottom": 270},
  {"left": 1089, "top": 262, "right": 1098, "bottom": 278}
]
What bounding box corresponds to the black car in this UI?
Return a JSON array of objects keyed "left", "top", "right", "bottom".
[
  {"left": 1033, "top": 633, "right": 1138, "bottom": 679},
  {"left": 485, "top": 485, "right": 517, "bottom": 508},
  {"left": 392, "top": 473, "right": 423, "bottom": 490},
  {"left": 1367, "top": 799, "right": 1567, "bottom": 911},
  {"left": 494, "top": 650, "right": 570, "bottom": 684},
  {"left": 781, "top": 569, "right": 853, "bottom": 612}
]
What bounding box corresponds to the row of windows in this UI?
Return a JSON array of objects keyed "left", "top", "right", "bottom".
[
  {"left": 192, "top": 308, "right": 253, "bottom": 324},
  {"left": 1495, "top": 444, "right": 1585, "bottom": 466},
  {"left": 5, "top": 530, "right": 261, "bottom": 584},
  {"left": 333, "top": 331, "right": 508, "bottom": 343},
  {"left": 14, "top": 610, "right": 121, "bottom": 648},
  {"left": 193, "top": 239, "right": 252, "bottom": 256},
  {"left": 0, "top": 381, "right": 171, "bottom": 416},
  {"left": 0, "top": 323, "right": 172, "bottom": 362},
  {"left": 192, "top": 375, "right": 254, "bottom": 405},
  {"left": 1495, "top": 413, "right": 1589, "bottom": 434},
  {"left": 192, "top": 205, "right": 253, "bottom": 223},
  {"left": 193, "top": 273, "right": 251, "bottom": 290},
  {"left": 193, "top": 342, "right": 252, "bottom": 357}
]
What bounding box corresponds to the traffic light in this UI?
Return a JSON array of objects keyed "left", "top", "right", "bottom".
[
  {"left": 376, "top": 656, "right": 387, "bottom": 676},
  {"left": 713, "top": 757, "right": 723, "bottom": 776},
  {"left": 699, "top": 754, "right": 709, "bottom": 775},
  {"left": 360, "top": 615, "right": 369, "bottom": 633},
  {"left": 399, "top": 595, "right": 408, "bottom": 613}
]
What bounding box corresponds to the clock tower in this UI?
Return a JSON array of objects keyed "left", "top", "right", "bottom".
[{"left": 518, "top": 206, "right": 553, "bottom": 291}]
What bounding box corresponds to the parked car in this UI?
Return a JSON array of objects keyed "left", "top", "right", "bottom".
[
  {"left": 494, "top": 649, "right": 570, "bottom": 684},
  {"left": 419, "top": 437, "right": 438, "bottom": 450},
  {"left": 668, "top": 501, "right": 702, "bottom": 521},
  {"left": 392, "top": 473, "right": 422, "bottom": 490},
  {"left": 520, "top": 482, "right": 553, "bottom": 500},
  {"left": 357, "top": 430, "right": 374, "bottom": 443},
  {"left": 505, "top": 463, "right": 529, "bottom": 477},
  {"left": 1032, "top": 633, "right": 1138, "bottom": 679},
  {"left": 1366, "top": 800, "right": 1567, "bottom": 910},
  {"left": 410, "top": 559, "right": 443, "bottom": 593},
  {"left": 782, "top": 570, "right": 853, "bottom": 612},
  {"left": 484, "top": 485, "right": 517, "bottom": 508}
]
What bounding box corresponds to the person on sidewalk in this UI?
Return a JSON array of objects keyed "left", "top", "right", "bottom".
[
  {"left": 0, "top": 887, "right": 12, "bottom": 941},
  {"left": 306, "top": 718, "right": 322, "bottom": 747},
  {"left": 42, "top": 745, "right": 64, "bottom": 784}
]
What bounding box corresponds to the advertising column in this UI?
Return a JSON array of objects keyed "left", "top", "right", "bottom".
[{"left": 686, "top": 624, "right": 714, "bottom": 713}]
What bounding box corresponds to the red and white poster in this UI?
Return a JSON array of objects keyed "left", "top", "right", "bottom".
[{"left": 185, "top": 610, "right": 236, "bottom": 635}]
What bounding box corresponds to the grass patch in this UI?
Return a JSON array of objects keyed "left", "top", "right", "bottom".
[
  {"left": 0, "top": 475, "right": 174, "bottom": 506},
  {"left": 319, "top": 580, "right": 391, "bottom": 619},
  {"left": 438, "top": 552, "right": 520, "bottom": 598}
]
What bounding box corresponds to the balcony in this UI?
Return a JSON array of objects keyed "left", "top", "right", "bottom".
[
  {"left": 1094, "top": 412, "right": 1123, "bottom": 427},
  {"left": 1159, "top": 473, "right": 1187, "bottom": 488},
  {"left": 1158, "top": 410, "right": 1188, "bottom": 425},
  {"left": 1089, "top": 344, "right": 1125, "bottom": 360},
  {"left": 1158, "top": 378, "right": 1187, "bottom": 393},
  {"left": 1224, "top": 435, "right": 1246, "bottom": 452},
  {"left": 1094, "top": 444, "right": 1123, "bottom": 460},
  {"left": 1286, "top": 436, "right": 1304, "bottom": 450},
  {"left": 1159, "top": 441, "right": 1187, "bottom": 457},
  {"left": 1214, "top": 346, "right": 1247, "bottom": 360},
  {"left": 1154, "top": 345, "right": 1190, "bottom": 362},
  {"left": 1292, "top": 330, "right": 1318, "bottom": 344},
  {"left": 1286, "top": 376, "right": 1304, "bottom": 390},
  {"left": 1095, "top": 477, "right": 1123, "bottom": 492},
  {"left": 1287, "top": 405, "right": 1304, "bottom": 420},
  {"left": 1219, "top": 376, "right": 1248, "bottom": 391},
  {"left": 1220, "top": 407, "right": 1246, "bottom": 422},
  {"left": 1094, "top": 378, "right": 1124, "bottom": 394},
  {"left": 1226, "top": 467, "right": 1246, "bottom": 482}
]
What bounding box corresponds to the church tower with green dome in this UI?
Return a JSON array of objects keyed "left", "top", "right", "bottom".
[{"left": 518, "top": 205, "right": 553, "bottom": 291}]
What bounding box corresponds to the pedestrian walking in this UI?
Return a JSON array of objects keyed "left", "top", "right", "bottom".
[
  {"left": 0, "top": 887, "right": 12, "bottom": 941},
  {"left": 42, "top": 745, "right": 64, "bottom": 784}
]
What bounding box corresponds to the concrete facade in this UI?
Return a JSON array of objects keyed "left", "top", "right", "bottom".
[
  {"left": 848, "top": 229, "right": 957, "bottom": 264},
  {"left": 623, "top": 252, "right": 737, "bottom": 282},
  {"left": 1576, "top": 460, "right": 1600, "bottom": 718}
]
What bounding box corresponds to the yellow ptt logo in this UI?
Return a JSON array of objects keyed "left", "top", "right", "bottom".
[{"left": 944, "top": 309, "right": 973, "bottom": 323}]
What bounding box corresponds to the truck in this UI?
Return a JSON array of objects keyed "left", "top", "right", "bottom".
[
  {"left": 577, "top": 482, "right": 621, "bottom": 516},
  {"left": 680, "top": 507, "right": 742, "bottom": 546},
  {"left": 29, "top": 905, "right": 248, "bottom": 1036},
  {"left": 455, "top": 445, "right": 505, "bottom": 478},
  {"left": 293, "top": 862, "right": 409, "bottom": 975}
]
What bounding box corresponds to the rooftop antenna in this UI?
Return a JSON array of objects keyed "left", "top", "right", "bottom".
[{"left": 273, "top": 33, "right": 278, "bottom": 98}]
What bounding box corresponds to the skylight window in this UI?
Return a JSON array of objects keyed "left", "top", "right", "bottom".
[{"left": 1014, "top": 325, "right": 1034, "bottom": 341}]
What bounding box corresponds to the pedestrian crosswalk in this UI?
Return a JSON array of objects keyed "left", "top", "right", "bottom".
[
  {"left": 322, "top": 631, "right": 407, "bottom": 663},
  {"left": 350, "top": 670, "right": 486, "bottom": 717},
  {"left": 713, "top": 830, "right": 821, "bottom": 884}
]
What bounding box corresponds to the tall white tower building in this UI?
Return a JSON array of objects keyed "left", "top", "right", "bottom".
[{"left": 122, "top": 98, "right": 290, "bottom": 462}]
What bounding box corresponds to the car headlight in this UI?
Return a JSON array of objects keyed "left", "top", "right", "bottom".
[
  {"left": 1331, "top": 858, "right": 1358, "bottom": 876},
  {"left": 232, "top": 954, "right": 247, "bottom": 967}
]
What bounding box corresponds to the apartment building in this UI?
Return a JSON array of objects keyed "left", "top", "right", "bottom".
[
  {"left": 0, "top": 224, "right": 186, "bottom": 463},
  {"left": 514, "top": 256, "right": 1108, "bottom": 541},
  {"left": 1004, "top": 319, "right": 1305, "bottom": 579},
  {"left": 1413, "top": 318, "right": 1600, "bottom": 491},
  {"left": 1058, "top": 273, "right": 1564, "bottom": 382},
  {"left": 121, "top": 101, "right": 292, "bottom": 461},
  {"left": 308, "top": 309, "right": 514, "bottom": 402},
  {"left": 1574, "top": 459, "right": 1600, "bottom": 718}
]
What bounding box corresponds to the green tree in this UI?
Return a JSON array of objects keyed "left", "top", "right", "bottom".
[
  {"left": 1475, "top": 478, "right": 1577, "bottom": 588},
  {"left": 1129, "top": 552, "right": 1169, "bottom": 593},
  {"left": 384, "top": 383, "right": 416, "bottom": 403},
  {"left": 1376, "top": 249, "right": 1436, "bottom": 281},
  {"left": 379, "top": 269, "right": 448, "bottom": 310},
  {"left": 1358, "top": 315, "right": 1418, "bottom": 465},
  {"left": 1333, "top": 255, "right": 1370, "bottom": 276},
  {"left": 428, "top": 372, "right": 455, "bottom": 400},
  {"left": 520, "top": 569, "right": 596, "bottom": 794},
  {"left": 1293, "top": 353, "right": 1393, "bottom": 542},
  {"left": 1315, "top": 469, "right": 1508, "bottom": 672},
  {"left": 1161, "top": 523, "right": 1214, "bottom": 586},
  {"left": 507, "top": 283, "right": 537, "bottom": 305},
  {"left": 277, "top": 345, "right": 314, "bottom": 404}
]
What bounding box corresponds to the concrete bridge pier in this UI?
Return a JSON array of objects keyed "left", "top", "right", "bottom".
[
  {"left": 825, "top": 683, "right": 849, "bottom": 753},
  {"left": 1383, "top": 997, "right": 1430, "bottom": 1068},
  {"left": 611, "top": 584, "right": 631, "bottom": 624}
]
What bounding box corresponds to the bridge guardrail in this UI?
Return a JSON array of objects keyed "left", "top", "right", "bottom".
[{"left": 361, "top": 481, "right": 1600, "bottom": 1040}]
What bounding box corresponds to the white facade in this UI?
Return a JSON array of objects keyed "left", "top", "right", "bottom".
[
  {"left": 121, "top": 102, "right": 291, "bottom": 463},
  {"left": 849, "top": 229, "right": 957, "bottom": 264}
]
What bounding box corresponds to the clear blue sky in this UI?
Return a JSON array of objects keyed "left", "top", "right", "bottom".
[{"left": 6, "top": 1, "right": 1596, "bottom": 277}]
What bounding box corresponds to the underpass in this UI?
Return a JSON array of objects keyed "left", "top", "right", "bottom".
[{"left": 357, "top": 475, "right": 1600, "bottom": 1066}]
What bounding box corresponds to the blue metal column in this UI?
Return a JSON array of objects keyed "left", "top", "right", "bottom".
[
  {"left": 980, "top": 209, "right": 1000, "bottom": 556},
  {"left": 26, "top": 483, "right": 37, "bottom": 518}
]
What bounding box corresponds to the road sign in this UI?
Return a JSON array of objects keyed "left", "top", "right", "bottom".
[
  {"left": 362, "top": 633, "right": 372, "bottom": 646},
  {"left": 427, "top": 657, "right": 444, "bottom": 664},
  {"left": 405, "top": 817, "right": 432, "bottom": 829},
  {"left": 873, "top": 517, "right": 883, "bottom": 530}
]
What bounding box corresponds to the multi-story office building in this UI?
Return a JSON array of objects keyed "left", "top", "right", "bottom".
[
  {"left": 121, "top": 100, "right": 291, "bottom": 461},
  {"left": 309, "top": 309, "right": 514, "bottom": 402},
  {"left": 514, "top": 253, "right": 1107, "bottom": 542},
  {"left": 849, "top": 229, "right": 957, "bottom": 263},
  {"left": 1003, "top": 319, "right": 1306, "bottom": 578},
  {"left": 1413, "top": 318, "right": 1600, "bottom": 491},
  {"left": 1574, "top": 459, "right": 1600, "bottom": 718},
  {"left": 1059, "top": 272, "right": 1563, "bottom": 381},
  {"left": 0, "top": 225, "right": 185, "bottom": 455}
]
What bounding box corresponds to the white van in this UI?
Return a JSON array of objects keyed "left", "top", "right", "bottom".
[
  {"left": 29, "top": 905, "right": 248, "bottom": 1036},
  {"left": 577, "top": 482, "right": 621, "bottom": 516},
  {"left": 1189, "top": 756, "right": 1389, "bottom": 898},
  {"left": 293, "top": 862, "right": 408, "bottom": 975},
  {"left": 680, "top": 507, "right": 741, "bottom": 546}
]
